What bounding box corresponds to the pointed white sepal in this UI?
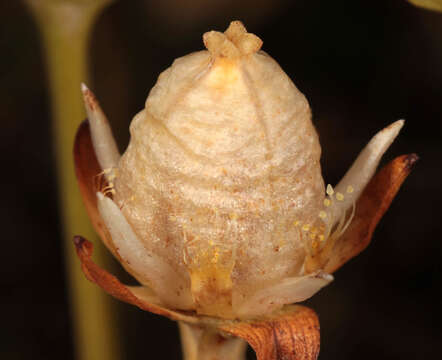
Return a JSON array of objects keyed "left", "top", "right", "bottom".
[
  {"left": 96, "top": 192, "right": 195, "bottom": 310},
  {"left": 81, "top": 83, "right": 120, "bottom": 171},
  {"left": 234, "top": 271, "right": 333, "bottom": 318},
  {"left": 329, "top": 120, "right": 404, "bottom": 227}
]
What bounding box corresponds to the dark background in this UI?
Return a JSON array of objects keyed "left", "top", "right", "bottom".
[{"left": 1, "top": 0, "right": 441, "bottom": 359}]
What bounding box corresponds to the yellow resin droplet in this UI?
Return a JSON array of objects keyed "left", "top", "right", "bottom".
[
  {"left": 336, "top": 192, "right": 344, "bottom": 201},
  {"left": 229, "top": 212, "right": 239, "bottom": 221},
  {"left": 326, "top": 184, "right": 334, "bottom": 196},
  {"left": 324, "top": 198, "right": 331, "bottom": 207},
  {"left": 302, "top": 224, "right": 311, "bottom": 231},
  {"left": 347, "top": 185, "right": 354, "bottom": 193},
  {"left": 319, "top": 210, "right": 327, "bottom": 219}
]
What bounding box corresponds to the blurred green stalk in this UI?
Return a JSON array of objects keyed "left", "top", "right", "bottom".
[
  {"left": 24, "top": 1, "right": 120, "bottom": 360},
  {"left": 408, "top": 0, "right": 442, "bottom": 12}
]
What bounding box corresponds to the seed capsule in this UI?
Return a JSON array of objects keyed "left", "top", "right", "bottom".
[{"left": 82, "top": 21, "right": 404, "bottom": 319}]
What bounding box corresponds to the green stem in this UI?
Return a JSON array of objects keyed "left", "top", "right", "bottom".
[
  {"left": 179, "top": 322, "right": 247, "bottom": 360},
  {"left": 408, "top": 0, "right": 442, "bottom": 12},
  {"left": 24, "top": 1, "right": 119, "bottom": 360}
]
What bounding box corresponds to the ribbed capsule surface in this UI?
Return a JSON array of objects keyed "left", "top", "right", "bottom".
[{"left": 113, "top": 21, "right": 325, "bottom": 317}]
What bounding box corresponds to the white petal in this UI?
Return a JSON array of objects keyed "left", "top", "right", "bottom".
[
  {"left": 330, "top": 120, "right": 404, "bottom": 227},
  {"left": 96, "top": 192, "right": 194, "bottom": 309},
  {"left": 235, "top": 271, "right": 333, "bottom": 318},
  {"left": 81, "top": 83, "right": 120, "bottom": 170},
  {"left": 126, "top": 286, "right": 162, "bottom": 305}
]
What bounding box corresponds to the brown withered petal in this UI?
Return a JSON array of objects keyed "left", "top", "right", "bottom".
[
  {"left": 220, "top": 306, "right": 320, "bottom": 360},
  {"left": 73, "top": 235, "right": 199, "bottom": 323},
  {"left": 322, "top": 153, "right": 418, "bottom": 274}
]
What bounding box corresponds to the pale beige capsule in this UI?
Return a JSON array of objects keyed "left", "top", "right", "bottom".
[{"left": 82, "top": 20, "right": 404, "bottom": 319}]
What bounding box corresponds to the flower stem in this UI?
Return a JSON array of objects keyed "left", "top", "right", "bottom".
[
  {"left": 179, "top": 322, "right": 247, "bottom": 360},
  {"left": 24, "top": 1, "right": 120, "bottom": 360}
]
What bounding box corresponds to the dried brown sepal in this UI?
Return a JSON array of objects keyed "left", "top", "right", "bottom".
[
  {"left": 321, "top": 153, "right": 419, "bottom": 273},
  {"left": 220, "top": 305, "right": 320, "bottom": 360},
  {"left": 73, "top": 235, "right": 199, "bottom": 323}
]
